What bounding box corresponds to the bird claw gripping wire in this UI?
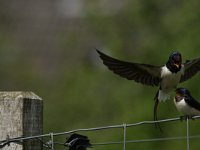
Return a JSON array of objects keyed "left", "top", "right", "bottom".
[{"left": 65, "top": 133, "right": 92, "bottom": 150}]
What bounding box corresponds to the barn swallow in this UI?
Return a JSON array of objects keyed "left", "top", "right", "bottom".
[
  {"left": 174, "top": 88, "right": 200, "bottom": 116},
  {"left": 65, "top": 133, "right": 92, "bottom": 150},
  {"left": 96, "top": 50, "right": 200, "bottom": 123}
]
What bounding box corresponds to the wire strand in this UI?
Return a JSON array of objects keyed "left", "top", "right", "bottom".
[
  {"left": 123, "top": 123, "right": 126, "bottom": 150},
  {"left": 0, "top": 116, "right": 200, "bottom": 149},
  {"left": 186, "top": 117, "right": 190, "bottom": 150},
  {"left": 92, "top": 135, "right": 200, "bottom": 146}
]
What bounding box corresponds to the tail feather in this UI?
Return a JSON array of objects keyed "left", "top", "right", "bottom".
[
  {"left": 153, "top": 89, "right": 171, "bottom": 132},
  {"left": 154, "top": 91, "right": 162, "bottom": 132},
  {"left": 158, "top": 90, "right": 170, "bottom": 102},
  {"left": 153, "top": 96, "right": 159, "bottom": 122}
]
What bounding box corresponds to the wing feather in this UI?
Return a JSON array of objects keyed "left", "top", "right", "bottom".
[
  {"left": 96, "top": 50, "right": 161, "bottom": 86},
  {"left": 185, "top": 96, "right": 200, "bottom": 111},
  {"left": 180, "top": 57, "right": 200, "bottom": 82}
]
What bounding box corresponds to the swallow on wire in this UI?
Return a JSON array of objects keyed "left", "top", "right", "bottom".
[
  {"left": 96, "top": 49, "right": 200, "bottom": 124},
  {"left": 65, "top": 133, "right": 92, "bottom": 150},
  {"left": 174, "top": 88, "right": 200, "bottom": 120}
]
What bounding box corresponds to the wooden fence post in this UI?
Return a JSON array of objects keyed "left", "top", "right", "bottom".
[{"left": 0, "top": 92, "right": 43, "bottom": 150}]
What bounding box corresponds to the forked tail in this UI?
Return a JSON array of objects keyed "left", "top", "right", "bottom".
[
  {"left": 154, "top": 91, "right": 162, "bottom": 132},
  {"left": 158, "top": 90, "right": 170, "bottom": 102}
]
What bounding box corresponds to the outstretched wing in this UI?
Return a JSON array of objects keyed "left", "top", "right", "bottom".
[
  {"left": 180, "top": 57, "right": 200, "bottom": 82},
  {"left": 96, "top": 50, "right": 161, "bottom": 86}
]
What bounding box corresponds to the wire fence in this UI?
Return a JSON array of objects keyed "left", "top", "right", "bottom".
[{"left": 1, "top": 116, "right": 200, "bottom": 150}]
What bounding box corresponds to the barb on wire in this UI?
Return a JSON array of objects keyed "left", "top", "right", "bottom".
[
  {"left": 0, "top": 135, "right": 10, "bottom": 148},
  {"left": 0, "top": 135, "right": 23, "bottom": 149}
]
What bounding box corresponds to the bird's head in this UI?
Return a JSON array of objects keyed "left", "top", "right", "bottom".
[
  {"left": 175, "top": 88, "right": 191, "bottom": 102},
  {"left": 169, "top": 51, "right": 182, "bottom": 69}
]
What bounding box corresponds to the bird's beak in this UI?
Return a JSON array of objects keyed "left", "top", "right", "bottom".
[{"left": 174, "top": 63, "right": 180, "bottom": 68}]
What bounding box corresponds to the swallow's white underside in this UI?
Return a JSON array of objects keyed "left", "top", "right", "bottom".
[
  {"left": 174, "top": 98, "right": 200, "bottom": 115},
  {"left": 158, "top": 65, "right": 184, "bottom": 101}
]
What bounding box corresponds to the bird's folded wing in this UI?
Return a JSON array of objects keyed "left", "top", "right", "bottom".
[
  {"left": 180, "top": 57, "right": 200, "bottom": 82},
  {"left": 184, "top": 96, "right": 200, "bottom": 111},
  {"left": 97, "top": 50, "right": 161, "bottom": 86}
]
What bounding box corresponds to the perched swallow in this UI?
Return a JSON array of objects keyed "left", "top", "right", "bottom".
[
  {"left": 96, "top": 49, "right": 200, "bottom": 122},
  {"left": 65, "top": 133, "right": 92, "bottom": 150},
  {"left": 174, "top": 88, "right": 200, "bottom": 116}
]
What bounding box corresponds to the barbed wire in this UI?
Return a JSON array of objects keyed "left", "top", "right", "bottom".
[{"left": 0, "top": 115, "right": 200, "bottom": 150}]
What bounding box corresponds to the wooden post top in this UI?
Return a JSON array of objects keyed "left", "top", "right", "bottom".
[{"left": 0, "top": 92, "right": 42, "bottom": 101}]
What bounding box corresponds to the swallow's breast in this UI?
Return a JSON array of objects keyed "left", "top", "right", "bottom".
[
  {"left": 161, "top": 66, "right": 183, "bottom": 91},
  {"left": 174, "top": 98, "right": 200, "bottom": 115}
]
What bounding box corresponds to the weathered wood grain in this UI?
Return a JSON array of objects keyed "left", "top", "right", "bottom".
[{"left": 0, "top": 92, "right": 43, "bottom": 150}]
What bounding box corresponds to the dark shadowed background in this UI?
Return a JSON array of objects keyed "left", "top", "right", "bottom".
[{"left": 1, "top": 0, "right": 200, "bottom": 149}]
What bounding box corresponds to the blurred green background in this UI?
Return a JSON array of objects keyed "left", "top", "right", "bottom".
[{"left": 1, "top": 0, "right": 200, "bottom": 149}]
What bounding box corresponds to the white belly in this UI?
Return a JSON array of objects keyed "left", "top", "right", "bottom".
[
  {"left": 174, "top": 98, "right": 200, "bottom": 115},
  {"left": 161, "top": 65, "right": 184, "bottom": 91},
  {"left": 158, "top": 65, "right": 184, "bottom": 101}
]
